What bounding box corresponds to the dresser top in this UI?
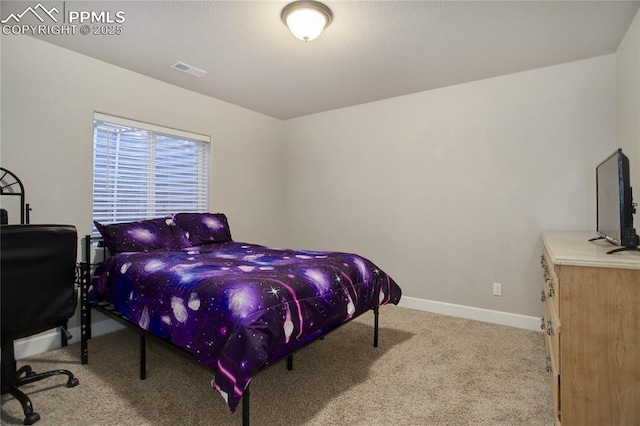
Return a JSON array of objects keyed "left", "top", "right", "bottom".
[{"left": 541, "top": 231, "right": 640, "bottom": 270}]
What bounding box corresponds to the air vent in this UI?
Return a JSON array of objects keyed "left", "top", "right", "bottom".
[{"left": 171, "top": 61, "right": 207, "bottom": 77}]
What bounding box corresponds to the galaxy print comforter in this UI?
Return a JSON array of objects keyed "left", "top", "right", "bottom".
[{"left": 91, "top": 241, "right": 402, "bottom": 412}]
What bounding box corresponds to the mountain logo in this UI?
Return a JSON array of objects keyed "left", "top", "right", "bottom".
[{"left": 1, "top": 3, "right": 59, "bottom": 24}]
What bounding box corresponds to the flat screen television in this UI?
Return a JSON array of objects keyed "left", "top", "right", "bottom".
[{"left": 593, "top": 148, "right": 639, "bottom": 254}]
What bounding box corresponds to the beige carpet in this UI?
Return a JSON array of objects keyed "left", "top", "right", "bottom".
[{"left": 1, "top": 306, "right": 553, "bottom": 425}]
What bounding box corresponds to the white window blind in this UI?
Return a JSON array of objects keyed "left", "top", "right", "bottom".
[{"left": 93, "top": 113, "right": 209, "bottom": 231}]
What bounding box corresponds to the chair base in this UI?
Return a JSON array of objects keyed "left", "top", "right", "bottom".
[
  {"left": 4, "top": 387, "right": 40, "bottom": 425},
  {"left": 2, "top": 360, "right": 79, "bottom": 425}
]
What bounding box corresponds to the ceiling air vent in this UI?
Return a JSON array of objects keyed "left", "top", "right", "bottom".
[{"left": 171, "top": 61, "right": 207, "bottom": 77}]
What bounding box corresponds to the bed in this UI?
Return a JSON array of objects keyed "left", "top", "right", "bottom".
[{"left": 80, "top": 213, "right": 402, "bottom": 424}]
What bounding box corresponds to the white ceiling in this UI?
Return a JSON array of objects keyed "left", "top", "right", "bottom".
[{"left": 25, "top": 0, "right": 640, "bottom": 120}]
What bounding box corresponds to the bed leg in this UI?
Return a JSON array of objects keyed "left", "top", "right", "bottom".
[
  {"left": 80, "top": 316, "right": 88, "bottom": 364},
  {"left": 242, "top": 384, "right": 250, "bottom": 426},
  {"left": 60, "top": 322, "right": 73, "bottom": 349},
  {"left": 140, "top": 334, "right": 147, "bottom": 380},
  {"left": 80, "top": 303, "right": 91, "bottom": 364},
  {"left": 83, "top": 236, "right": 94, "bottom": 340},
  {"left": 287, "top": 355, "right": 293, "bottom": 371},
  {"left": 373, "top": 306, "right": 379, "bottom": 348},
  {"left": 80, "top": 255, "right": 90, "bottom": 365}
]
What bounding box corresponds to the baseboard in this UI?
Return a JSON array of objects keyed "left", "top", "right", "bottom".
[
  {"left": 14, "top": 318, "right": 125, "bottom": 360},
  {"left": 397, "top": 296, "right": 541, "bottom": 331},
  {"left": 14, "top": 296, "right": 539, "bottom": 359}
]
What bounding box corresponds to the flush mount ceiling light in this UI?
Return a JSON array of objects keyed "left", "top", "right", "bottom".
[{"left": 281, "top": 1, "right": 333, "bottom": 42}]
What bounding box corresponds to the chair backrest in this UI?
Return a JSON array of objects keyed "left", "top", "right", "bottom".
[{"left": 1, "top": 225, "right": 78, "bottom": 342}]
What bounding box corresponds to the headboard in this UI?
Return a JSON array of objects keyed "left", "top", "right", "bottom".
[{"left": 0, "top": 167, "right": 31, "bottom": 224}]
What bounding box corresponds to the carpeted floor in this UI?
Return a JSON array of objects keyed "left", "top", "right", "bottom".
[{"left": 1, "top": 306, "right": 553, "bottom": 425}]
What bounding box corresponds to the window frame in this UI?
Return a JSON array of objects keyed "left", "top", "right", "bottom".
[{"left": 92, "top": 112, "right": 211, "bottom": 231}]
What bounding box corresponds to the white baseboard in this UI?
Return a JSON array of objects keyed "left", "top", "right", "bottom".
[
  {"left": 14, "top": 318, "right": 125, "bottom": 360},
  {"left": 397, "top": 296, "right": 541, "bottom": 331},
  {"left": 13, "top": 296, "right": 540, "bottom": 359}
]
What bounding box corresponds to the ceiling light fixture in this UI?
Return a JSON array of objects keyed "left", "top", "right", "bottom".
[{"left": 281, "top": 1, "right": 333, "bottom": 42}]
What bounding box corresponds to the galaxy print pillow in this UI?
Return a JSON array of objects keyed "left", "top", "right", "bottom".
[
  {"left": 173, "top": 212, "right": 232, "bottom": 247},
  {"left": 94, "top": 216, "right": 187, "bottom": 253}
]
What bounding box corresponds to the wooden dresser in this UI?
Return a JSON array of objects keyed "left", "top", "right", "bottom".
[{"left": 540, "top": 232, "right": 640, "bottom": 426}]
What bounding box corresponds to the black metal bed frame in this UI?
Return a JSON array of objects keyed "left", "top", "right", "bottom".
[{"left": 79, "top": 234, "right": 380, "bottom": 426}]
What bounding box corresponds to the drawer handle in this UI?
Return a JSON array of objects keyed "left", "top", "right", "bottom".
[
  {"left": 542, "top": 265, "right": 552, "bottom": 284},
  {"left": 540, "top": 290, "right": 546, "bottom": 302},
  {"left": 547, "top": 281, "right": 555, "bottom": 298},
  {"left": 545, "top": 356, "right": 551, "bottom": 373},
  {"left": 540, "top": 317, "right": 545, "bottom": 331},
  {"left": 547, "top": 320, "right": 554, "bottom": 336}
]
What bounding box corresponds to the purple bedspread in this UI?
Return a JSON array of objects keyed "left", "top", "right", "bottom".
[{"left": 91, "top": 241, "right": 401, "bottom": 412}]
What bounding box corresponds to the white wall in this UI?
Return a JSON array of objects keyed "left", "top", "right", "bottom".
[
  {"left": 1, "top": 35, "right": 286, "bottom": 244},
  {"left": 283, "top": 55, "right": 617, "bottom": 318},
  {"left": 0, "top": 35, "right": 286, "bottom": 337},
  {"left": 617, "top": 8, "right": 640, "bottom": 197}
]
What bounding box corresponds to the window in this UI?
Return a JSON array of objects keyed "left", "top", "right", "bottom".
[{"left": 93, "top": 113, "right": 209, "bottom": 231}]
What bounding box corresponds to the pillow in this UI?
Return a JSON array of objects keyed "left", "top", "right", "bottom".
[
  {"left": 94, "top": 216, "right": 188, "bottom": 253},
  {"left": 173, "top": 212, "right": 232, "bottom": 246}
]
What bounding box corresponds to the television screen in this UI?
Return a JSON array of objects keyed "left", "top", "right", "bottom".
[
  {"left": 596, "top": 151, "right": 623, "bottom": 243},
  {"left": 595, "top": 148, "right": 638, "bottom": 252}
]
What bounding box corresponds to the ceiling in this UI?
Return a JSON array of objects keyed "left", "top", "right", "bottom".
[{"left": 20, "top": 1, "right": 640, "bottom": 120}]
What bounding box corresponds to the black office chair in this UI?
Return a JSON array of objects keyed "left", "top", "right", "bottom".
[{"left": 1, "top": 225, "right": 80, "bottom": 425}]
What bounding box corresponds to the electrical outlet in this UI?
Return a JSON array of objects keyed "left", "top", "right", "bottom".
[{"left": 493, "top": 283, "right": 502, "bottom": 296}]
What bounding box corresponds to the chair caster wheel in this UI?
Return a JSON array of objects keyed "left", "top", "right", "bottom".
[
  {"left": 66, "top": 377, "right": 79, "bottom": 388},
  {"left": 23, "top": 411, "right": 40, "bottom": 425}
]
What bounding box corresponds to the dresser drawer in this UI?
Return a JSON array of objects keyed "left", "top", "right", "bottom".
[
  {"left": 551, "top": 368, "right": 561, "bottom": 425},
  {"left": 543, "top": 320, "right": 562, "bottom": 425},
  {"left": 541, "top": 250, "right": 559, "bottom": 317},
  {"left": 542, "top": 294, "right": 560, "bottom": 371}
]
